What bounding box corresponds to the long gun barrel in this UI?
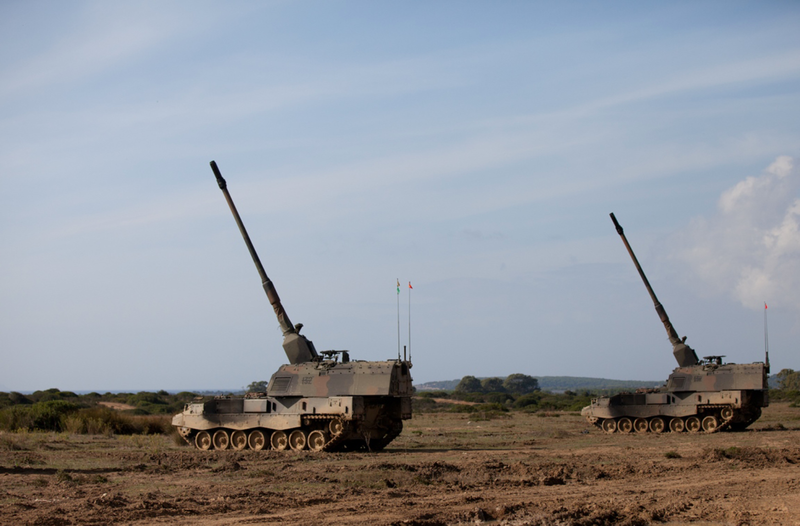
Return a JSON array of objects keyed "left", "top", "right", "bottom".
[
  {"left": 610, "top": 213, "right": 699, "bottom": 367},
  {"left": 210, "top": 160, "right": 318, "bottom": 364}
]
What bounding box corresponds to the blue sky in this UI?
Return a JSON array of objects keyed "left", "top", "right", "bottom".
[{"left": 1, "top": 1, "right": 799, "bottom": 392}]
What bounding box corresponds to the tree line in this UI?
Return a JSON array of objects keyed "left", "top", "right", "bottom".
[{"left": 454, "top": 374, "right": 539, "bottom": 394}]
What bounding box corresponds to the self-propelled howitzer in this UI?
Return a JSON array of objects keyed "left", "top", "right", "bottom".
[
  {"left": 581, "top": 213, "right": 769, "bottom": 434},
  {"left": 172, "top": 161, "right": 413, "bottom": 452}
]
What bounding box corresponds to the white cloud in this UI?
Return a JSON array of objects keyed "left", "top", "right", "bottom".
[{"left": 670, "top": 156, "right": 800, "bottom": 312}]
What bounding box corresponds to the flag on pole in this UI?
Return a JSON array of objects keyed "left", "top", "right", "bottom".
[
  {"left": 397, "top": 279, "right": 400, "bottom": 294},
  {"left": 765, "top": 302, "right": 768, "bottom": 309},
  {"left": 409, "top": 282, "right": 413, "bottom": 289}
]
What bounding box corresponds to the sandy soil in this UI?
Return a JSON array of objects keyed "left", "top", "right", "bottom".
[{"left": 1, "top": 403, "right": 799, "bottom": 525}]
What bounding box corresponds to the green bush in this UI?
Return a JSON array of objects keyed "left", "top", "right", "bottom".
[
  {"left": 61, "top": 407, "right": 167, "bottom": 435},
  {"left": 0, "top": 406, "right": 36, "bottom": 431},
  {"left": 128, "top": 391, "right": 167, "bottom": 406},
  {"left": 9, "top": 392, "right": 32, "bottom": 405},
  {"left": 770, "top": 389, "right": 800, "bottom": 406},
  {"left": 418, "top": 391, "right": 450, "bottom": 399},
  {"left": 0, "top": 400, "right": 81, "bottom": 432},
  {"left": 776, "top": 369, "right": 800, "bottom": 390},
  {"left": 513, "top": 393, "right": 541, "bottom": 409},
  {"left": 485, "top": 392, "right": 514, "bottom": 405}
]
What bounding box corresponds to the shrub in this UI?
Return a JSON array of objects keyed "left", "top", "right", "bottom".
[
  {"left": 412, "top": 397, "right": 440, "bottom": 413},
  {"left": 418, "top": 391, "right": 449, "bottom": 399},
  {"left": 485, "top": 392, "right": 514, "bottom": 405},
  {"left": 9, "top": 392, "right": 32, "bottom": 405},
  {"left": 128, "top": 391, "right": 167, "bottom": 406},
  {"left": 0, "top": 400, "right": 81, "bottom": 432},
  {"left": 513, "top": 393, "right": 541, "bottom": 409}
]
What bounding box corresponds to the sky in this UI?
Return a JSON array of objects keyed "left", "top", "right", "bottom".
[{"left": 1, "top": 1, "right": 799, "bottom": 392}]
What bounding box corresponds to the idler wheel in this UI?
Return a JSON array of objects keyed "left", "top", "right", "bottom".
[
  {"left": 271, "top": 430, "right": 288, "bottom": 451},
  {"left": 669, "top": 418, "right": 685, "bottom": 433},
  {"left": 307, "top": 430, "right": 327, "bottom": 451},
  {"left": 248, "top": 430, "right": 267, "bottom": 451},
  {"left": 195, "top": 431, "right": 212, "bottom": 450},
  {"left": 617, "top": 417, "right": 633, "bottom": 434},
  {"left": 685, "top": 416, "right": 702, "bottom": 433},
  {"left": 633, "top": 418, "right": 649, "bottom": 433},
  {"left": 212, "top": 430, "right": 230, "bottom": 450},
  {"left": 702, "top": 415, "right": 719, "bottom": 433},
  {"left": 329, "top": 419, "right": 345, "bottom": 435},
  {"left": 230, "top": 430, "right": 247, "bottom": 451},
  {"left": 601, "top": 419, "right": 617, "bottom": 433},
  {"left": 649, "top": 417, "right": 666, "bottom": 434},
  {"left": 289, "top": 430, "right": 307, "bottom": 451},
  {"left": 720, "top": 407, "right": 734, "bottom": 421}
]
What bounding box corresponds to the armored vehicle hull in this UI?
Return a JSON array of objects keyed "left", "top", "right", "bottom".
[
  {"left": 582, "top": 214, "right": 769, "bottom": 434},
  {"left": 582, "top": 360, "right": 768, "bottom": 434},
  {"left": 172, "top": 161, "right": 413, "bottom": 451},
  {"left": 173, "top": 359, "right": 412, "bottom": 451}
]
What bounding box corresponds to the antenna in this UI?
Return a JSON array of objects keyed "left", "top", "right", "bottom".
[
  {"left": 396, "top": 278, "right": 401, "bottom": 361},
  {"left": 408, "top": 281, "right": 412, "bottom": 363},
  {"left": 764, "top": 302, "right": 770, "bottom": 373}
]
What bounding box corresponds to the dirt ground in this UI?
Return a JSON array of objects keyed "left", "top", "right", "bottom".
[{"left": 2, "top": 403, "right": 799, "bottom": 526}]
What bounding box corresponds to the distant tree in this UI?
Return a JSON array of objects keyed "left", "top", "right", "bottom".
[
  {"left": 9, "top": 392, "right": 32, "bottom": 405},
  {"left": 247, "top": 380, "right": 268, "bottom": 392},
  {"left": 776, "top": 369, "right": 800, "bottom": 391},
  {"left": 455, "top": 376, "right": 482, "bottom": 393},
  {"left": 503, "top": 374, "right": 539, "bottom": 394},
  {"left": 513, "top": 392, "right": 541, "bottom": 409},
  {"left": 481, "top": 377, "right": 506, "bottom": 393}
]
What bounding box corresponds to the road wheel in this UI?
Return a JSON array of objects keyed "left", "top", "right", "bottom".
[
  {"left": 601, "top": 419, "right": 617, "bottom": 433},
  {"left": 195, "top": 431, "right": 212, "bottom": 450},
  {"left": 686, "top": 416, "right": 701, "bottom": 433},
  {"left": 271, "top": 430, "right": 288, "bottom": 451},
  {"left": 212, "top": 430, "right": 230, "bottom": 450},
  {"left": 649, "top": 417, "right": 666, "bottom": 433},
  {"left": 307, "top": 430, "right": 327, "bottom": 451},
  {"left": 289, "top": 430, "right": 307, "bottom": 451},
  {"left": 248, "top": 430, "right": 266, "bottom": 451},
  {"left": 329, "top": 419, "right": 344, "bottom": 435},
  {"left": 669, "top": 418, "right": 685, "bottom": 433},
  {"left": 617, "top": 418, "right": 633, "bottom": 433},
  {"left": 702, "top": 415, "right": 719, "bottom": 433},
  {"left": 230, "top": 430, "right": 247, "bottom": 451},
  {"left": 720, "top": 407, "right": 734, "bottom": 421},
  {"left": 634, "top": 418, "right": 649, "bottom": 433}
]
